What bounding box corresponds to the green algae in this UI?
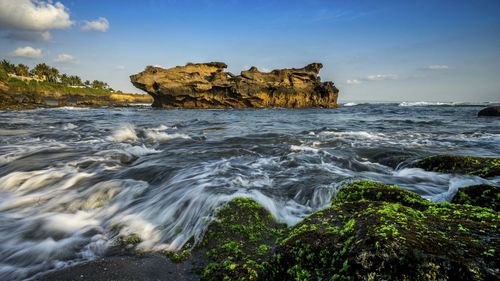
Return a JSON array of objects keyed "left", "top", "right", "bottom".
[
  {"left": 415, "top": 154, "right": 500, "bottom": 178},
  {"left": 199, "top": 197, "right": 286, "bottom": 281},
  {"left": 451, "top": 184, "right": 499, "bottom": 211},
  {"left": 191, "top": 180, "right": 499, "bottom": 280},
  {"left": 271, "top": 180, "right": 500, "bottom": 280}
]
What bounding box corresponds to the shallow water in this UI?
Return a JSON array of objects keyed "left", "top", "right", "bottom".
[{"left": 0, "top": 103, "right": 499, "bottom": 280}]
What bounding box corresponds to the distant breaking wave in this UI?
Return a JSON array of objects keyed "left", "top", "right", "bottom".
[{"left": 398, "top": 101, "right": 496, "bottom": 107}]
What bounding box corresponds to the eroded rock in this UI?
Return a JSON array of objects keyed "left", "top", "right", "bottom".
[{"left": 130, "top": 62, "right": 339, "bottom": 108}]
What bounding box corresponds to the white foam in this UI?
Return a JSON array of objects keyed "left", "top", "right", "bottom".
[
  {"left": 343, "top": 102, "right": 358, "bottom": 107},
  {"left": 108, "top": 124, "right": 138, "bottom": 142},
  {"left": 62, "top": 123, "right": 78, "bottom": 130},
  {"left": 399, "top": 101, "right": 450, "bottom": 107},
  {"left": 123, "top": 145, "right": 161, "bottom": 156},
  {"left": 144, "top": 130, "right": 191, "bottom": 142},
  {"left": 290, "top": 145, "right": 319, "bottom": 153},
  {"left": 320, "top": 130, "right": 382, "bottom": 139}
]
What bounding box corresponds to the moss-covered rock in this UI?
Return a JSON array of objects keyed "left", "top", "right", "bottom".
[
  {"left": 452, "top": 184, "right": 500, "bottom": 211},
  {"left": 415, "top": 155, "right": 500, "bottom": 178},
  {"left": 199, "top": 197, "right": 286, "bottom": 281},
  {"left": 270, "top": 180, "right": 500, "bottom": 281}
]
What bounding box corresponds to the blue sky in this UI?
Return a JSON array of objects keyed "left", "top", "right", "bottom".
[{"left": 1, "top": 0, "right": 499, "bottom": 102}]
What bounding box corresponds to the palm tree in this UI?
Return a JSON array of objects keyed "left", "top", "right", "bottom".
[
  {"left": 14, "top": 64, "right": 30, "bottom": 77},
  {"left": 69, "top": 75, "right": 82, "bottom": 86},
  {"left": 1, "top": 59, "right": 16, "bottom": 74},
  {"left": 60, "top": 73, "right": 70, "bottom": 85},
  {"left": 31, "top": 63, "right": 50, "bottom": 80},
  {"left": 46, "top": 67, "right": 59, "bottom": 83}
]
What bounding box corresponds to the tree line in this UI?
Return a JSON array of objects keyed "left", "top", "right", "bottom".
[{"left": 1, "top": 59, "right": 112, "bottom": 90}]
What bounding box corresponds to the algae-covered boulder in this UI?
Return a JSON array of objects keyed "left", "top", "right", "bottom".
[
  {"left": 198, "top": 197, "right": 286, "bottom": 281},
  {"left": 415, "top": 155, "right": 500, "bottom": 178},
  {"left": 270, "top": 180, "right": 500, "bottom": 281},
  {"left": 452, "top": 184, "right": 500, "bottom": 211}
]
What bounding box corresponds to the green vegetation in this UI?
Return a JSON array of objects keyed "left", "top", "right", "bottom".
[
  {"left": 1, "top": 59, "right": 111, "bottom": 90},
  {"left": 0, "top": 59, "right": 152, "bottom": 109},
  {"left": 451, "top": 184, "right": 499, "bottom": 211},
  {"left": 185, "top": 180, "right": 499, "bottom": 281},
  {"left": 415, "top": 154, "right": 500, "bottom": 178},
  {"left": 198, "top": 197, "right": 286, "bottom": 281}
]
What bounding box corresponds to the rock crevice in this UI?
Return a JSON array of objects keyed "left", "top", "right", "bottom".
[{"left": 130, "top": 62, "right": 339, "bottom": 108}]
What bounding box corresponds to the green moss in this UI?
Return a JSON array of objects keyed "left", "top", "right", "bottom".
[
  {"left": 451, "top": 184, "right": 499, "bottom": 211},
  {"left": 415, "top": 155, "right": 500, "bottom": 178},
  {"left": 170, "top": 180, "right": 499, "bottom": 280},
  {"left": 199, "top": 197, "right": 286, "bottom": 281},
  {"left": 125, "top": 233, "right": 142, "bottom": 245},
  {"left": 270, "top": 180, "right": 500, "bottom": 281},
  {"left": 163, "top": 249, "right": 192, "bottom": 263},
  {"left": 333, "top": 180, "right": 431, "bottom": 210}
]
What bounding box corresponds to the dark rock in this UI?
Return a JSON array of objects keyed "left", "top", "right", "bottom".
[
  {"left": 414, "top": 154, "right": 500, "bottom": 178},
  {"left": 35, "top": 254, "right": 200, "bottom": 281},
  {"left": 130, "top": 62, "right": 339, "bottom": 108},
  {"left": 452, "top": 184, "right": 499, "bottom": 211},
  {"left": 478, "top": 105, "right": 500, "bottom": 117}
]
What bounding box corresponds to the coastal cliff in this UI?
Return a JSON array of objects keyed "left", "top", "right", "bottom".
[{"left": 130, "top": 62, "right": 339, "bottom": 108}]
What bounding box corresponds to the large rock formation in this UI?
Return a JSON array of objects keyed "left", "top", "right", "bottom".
[{"left": 130, "top": 62, "right": 339, "bottom": 108}]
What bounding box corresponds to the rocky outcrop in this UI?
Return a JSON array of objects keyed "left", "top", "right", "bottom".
[
  {"left": 478, "top": 105, "right": 500, "bottom": 117},
  {"left": 414, "top": 155, "right": 500, "bottom": 178},
  {"left": 130, "top": 62, "right": 339, "bottom": 108}
]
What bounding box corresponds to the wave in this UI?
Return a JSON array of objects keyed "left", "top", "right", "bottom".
[
  {"left": 290, "top": 144, "right": 319, "bottom": 153},
  {"left": 108, "top": 123, "right": 190, "bottom": 143},
  {"left": 342, "top": 102, "right": 358, "bottom": 107},
  {"left": 320, "top": 130, "right": 383, "bottom": 139},
  {"left": 398, "top": 101, "right": 494, "bottom": 107},
  {"left": 108, "top": 124, "right": 139, "bottom": 142}
]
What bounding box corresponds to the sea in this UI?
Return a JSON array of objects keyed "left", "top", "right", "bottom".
[{"left": 0, "top": 102, "right": 499, "bottom": 280}]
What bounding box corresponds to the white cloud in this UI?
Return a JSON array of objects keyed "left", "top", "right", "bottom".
[
  {"left": 366, "top": 74, "right": 399, "bottom": 81},
  {"left": 0, "top": 0, "right": 72, "bottom": 31},
  {"left": 346, "top": 79, "right": 361, "bottom": 85},
  {"left": 115, "top": 65, "right": 126, "bottom": 70},
  {"left": 345, "top": 74, "right": 399, "bottom": 84},
  {"left": 424, "top": 65, "right": 449, "bottom": 70},
  {"left": 81, "top": 17, "right": 109, "bottom": 32},
  {"left": 54, "top": 53, "right": 76, "bottom": 63},
  {"left": 9, "top": 46, "right": 43, "bottom": 58}
]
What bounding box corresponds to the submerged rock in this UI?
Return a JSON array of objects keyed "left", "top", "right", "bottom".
[
  {"left": 130, "top": 62, "right": 339, "bottom": 108},
  {"left": 452, "top": 184, "right": 499, "bottom": 211},
  {"left": 414, "top": 154, "right": 500, "bottom": 178},
  {"left": 478, "top": 105, "right": 500, "bottom": 117}
]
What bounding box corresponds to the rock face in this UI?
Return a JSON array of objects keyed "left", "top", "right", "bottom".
[
  {"left": 130, "top": 62, "right": 339, "bottom": 108},
  {"left": 478, "top": 105, "right": 500, "bottom": 117}
]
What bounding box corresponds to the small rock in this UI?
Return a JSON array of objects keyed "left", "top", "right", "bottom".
[{"left": 478, "top": 105, "right": 500, "bottom": 117}]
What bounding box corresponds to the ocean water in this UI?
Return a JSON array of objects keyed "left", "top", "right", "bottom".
[{"left": 0, "top": 103, "right": 499, "bottom": 280}]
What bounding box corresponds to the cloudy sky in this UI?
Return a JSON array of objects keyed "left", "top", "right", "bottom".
[{"left": 0, "top": 0, "right": 499, "bottom": 102}]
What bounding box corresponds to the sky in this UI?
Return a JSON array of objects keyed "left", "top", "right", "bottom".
[{"left": 0, "top": 0, "right": 499, "bottom": 102}]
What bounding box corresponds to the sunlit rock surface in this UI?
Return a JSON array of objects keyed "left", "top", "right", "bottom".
[{"left": 130, "top": 62, "right": 339, "bottom": 108}]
